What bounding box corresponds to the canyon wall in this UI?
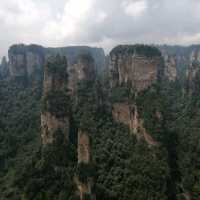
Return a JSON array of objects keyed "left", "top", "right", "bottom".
[
  {"left": 110, "top": 45, "right": 161, "bottom": 146},
  {"left": 0, "top": 56, "right": 9, "bottom": 78},
  {"left": 7, "top": 44, "right": 105, "bottom": 82},
  {"left": 41, "top": 53, "right": 96, "bottom": 199},
  {"left": 8, "top": 44, "right": 45, "bottom": 81},
  {"left": 187, "top": 49, "right": 200, "bottom": 95},
  {"left": 109, "top": 45, "right": 163, "bottom": 91},
  {"left": 41, "top": 55, "right": 69, "bottom": 145},
  {"left": 68, "top": 54, "right": 96, "bottom": 95},
  {"left": 158, "top": 45, "right": 200, "bottom": 85}
]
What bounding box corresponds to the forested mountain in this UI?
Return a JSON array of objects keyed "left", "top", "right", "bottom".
[{"left": 0, "top": 44, "right": 199, "bottom": 200}]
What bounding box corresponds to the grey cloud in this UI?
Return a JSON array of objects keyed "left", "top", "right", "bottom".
[{"left": 1, "top": 0, "right": 200, "bottom": 58}]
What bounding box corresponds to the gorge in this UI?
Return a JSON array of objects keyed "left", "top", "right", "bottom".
[{"left": 0, "top": 43, "right": 200, "bottom": 200}]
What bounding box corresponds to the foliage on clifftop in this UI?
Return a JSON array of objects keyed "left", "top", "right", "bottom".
[
  {"left": 9, "top": 44, "right": 45, "bottom": 55},
  {"left": 46, "top": 55, "right": 68, "bottom": 78},
  {"left": 110, "top": 44, "right": 161, "bottom": 57}
]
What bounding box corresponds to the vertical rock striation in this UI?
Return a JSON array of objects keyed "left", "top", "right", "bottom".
[
  {"left": 163, "top": 54, "right": 177, "bottom": 81},
  {"left": 8, "top": 44, "right": 45, "bottom": 81},
  {"left": 41, "top": 55, "right": 70, "bottom": 145},
  {"left": 7, "top": 44, "right": 105, "bottom": 83},
  {"left": 109, "top": 45, "right": 163, "bottom": 91},
  {"left": 112, "top": 102, "right": 158, "bottom": 146},
  {"left": 78, "top": 130, "right": 91, "bottom": 164},
  {"left": 68, "top": 54, "right": 96, "bottom": 95},
  {"left": 0, "top": 56, "right": 9, "bottom": 78},
  {"left": 110, "top": 45, "right": 162, "bottom": 146},
  {"left": 187, "top": 49, "right": 200, "bottom": 95},
  {"left": 76, "top": 130, "right": 95, "bottom": 200}
]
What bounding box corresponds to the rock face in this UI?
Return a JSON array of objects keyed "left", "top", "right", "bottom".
[
  {"left": 109, "top": 45, "right": 163, "bottom": 91},
  {"left": 112, "top": 102, "right": 158, "bottom": 146},
  {"left": 8, "top": 44, "right": 45, "bottom": 81},
  {"left": 77, "top": 130, "right": 94, "bottom": 199},
  {"left": 0, "top": 56, "right": 9, "bottom": 78},
  {"left": 163, "top": 54, "right": 177, "bottom": 81},
  {"left": 187, "top": 49, "right": 200, "bottom": 95},
  {"left": 41, "top": 112, "right": 70, "bottom": 145},
  {"left": 158, "top": 45, "right": 200, "bottom": 83},
  {"left": 78, "top": 130, "right": 91, "bottom": 164},
  {"left": 41, "top": 55, "right": 69, "bottom": 145},
  {"left": 8, "top": 44, "right": 105, "bottom": 82},
  {"left": 68, "top": 54, "right": 96, "bottom": 94},
  {"left": 40, "top": 51, "right": 97, "bottom": 198},
  {"left": 110, "top": 45, "right": 161, "bottom": 146}
]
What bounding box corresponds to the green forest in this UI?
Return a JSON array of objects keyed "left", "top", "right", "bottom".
[{"left": 0, "top": 52, "right": 200, "bottom": 200}]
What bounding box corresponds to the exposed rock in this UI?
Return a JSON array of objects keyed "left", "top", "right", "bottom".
[
  {"left": 75, "top": 176, "right": 94, "bottom": 200},
  {"left": 112, "top": 102, "right": 158, "bottom": 146},
  {"left": 41, "top": 55, "right": 69, "bottom": 145},
  {"left": 187, "top": 49, "right": 200, "bottom": 95},
  {"left": 41, "top": 112, "right": 69, "bottom": 145},
  {"left": 77, "top": 130, "right": 95, "bottom": 200},
  {"left": 68, "top": 54, "right": 96, "bottom": 95},
  {"left": 8, "top": 44, "right": 105, "bottom": 82},
  {"left": 78, "top": 130, "right": 91, "bottom": 164},
  {"left": 109, "top": 45, "right": 163, "bottom": 91},
  {"left": 163, "top": 54, "right": 177, "bottom": 81},
  {"left": 8, "top": 44, "right": 45, "bottom": 81},
  {"left": 0, "top": 56, "right": 9, "bottom": 78},
  {"left": 158, "top": 45, "right": 200, "bottom": 83}
]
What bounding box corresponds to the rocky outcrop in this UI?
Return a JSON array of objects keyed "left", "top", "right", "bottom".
[
  {"left": 78, "top": 130, "right": 91, "bottom": 164},
  {"left": 187, "top": 49, "right": 200, "bottom": 95},
  {"left": 41, "top": 112, "right": 70, "bottom": 145},
  {"left": 8, "top": 44, "right": 45, "bottom": 81},
  {"left": 112, "top": 102, "right": 158, "bottom": 146},
  {"left": 40, "top": 51, "right": 97, "bottom": 198},
  {"left": 158, "top": 45, "right": 200, "bottom": 83},
  {"left": 109, "top": 45, "right": 163, "bottom": 91},
  {"left": 68, "top": 54, "right": 96, "bottom": 94},
  {"left": 0, "top": 56, "right": 9, "bottom": 78},
  {"left": 41, "top": 55, "right": 69, "bottom": 145},
  {"left": 76, "top": 130, "right": 94, "bottom": 200},
  {"left": 163, "top": 54, "right": 177, "bottom": 81},
  {"left": 8, "top": 44, "right": 105, "bottom": 82},
  {"left": 109, "top": 45, "right": 161, "bottom": 145}
]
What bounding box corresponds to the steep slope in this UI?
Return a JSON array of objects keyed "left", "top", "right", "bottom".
[
  {"left": 8, "top": 44, "right": 105, "bottom": 83},
  {"left": 0, "top": 43, "right": 200, "bottom": 200}
]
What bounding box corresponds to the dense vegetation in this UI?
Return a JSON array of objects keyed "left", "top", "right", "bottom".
[
  {"left": 0, "top": 54, "right": 199, "bottom": 200},
  {"left": 111, "top": 45, "right": 161, "bottom": 57}
]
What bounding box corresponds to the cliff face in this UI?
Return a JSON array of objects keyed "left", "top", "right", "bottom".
[
  {"left": 8, "top": 44, "right": 45, "bottom": 81},
  {"left": 78, "top": 130, "right": 90, "bottom": 164},
  {"left": 110, "top": 45, "right": 161, "bottom": 146},
  {"left": 109, "top": 45, "right": 163, "bottom": 91},
  {"left": 112, "top": 102, "right": 158, "bottom": 146},
  {"left": 41, "top": 53, "right": 96, "bottom": 199},
  {"left": 41, "top": 55, "right": 69, "bottom": 145},
  {"left": 158, "top": 45, "right": 200, "bottom": 83},
  {"left": 163, "top": 54, "right": 177, "bottom": 81},
  {"left": 68, "top": 54, "right": 96, "bottom": 94},
  {"left": 77, "top": 130, "right": 94, "bottom": 200},
  {"left": 8, "top": 44, "right": 105, "bottom": 82},
  {"left": 0, "top": 56, "right": 9, "bottom": 78},
  {"left": 187, "top": 49, "right": 200, "bottom": 95}
]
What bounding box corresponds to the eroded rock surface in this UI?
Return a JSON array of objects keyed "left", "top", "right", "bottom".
[
  {"left": 8, "top": 44, "right": 105, "bottom": 83},
  {"left": 78, "top": 130, "right": 91, "bottom": 164},
  {"left": 112, "top": 102, "right": 158, "bottom": 146},
  {"left": 41, "top": 55, "right": 69, "bottom": 145},
  {"left": 68, "top": 54, "right": 96, "bottom": 95},
  {"left": 109, "top": 45, "right": 163, "bottom": 91}
]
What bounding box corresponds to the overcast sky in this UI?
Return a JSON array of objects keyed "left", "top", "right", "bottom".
[{"left": 1, "top": 0, "right": 200, "bottom": 58}]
